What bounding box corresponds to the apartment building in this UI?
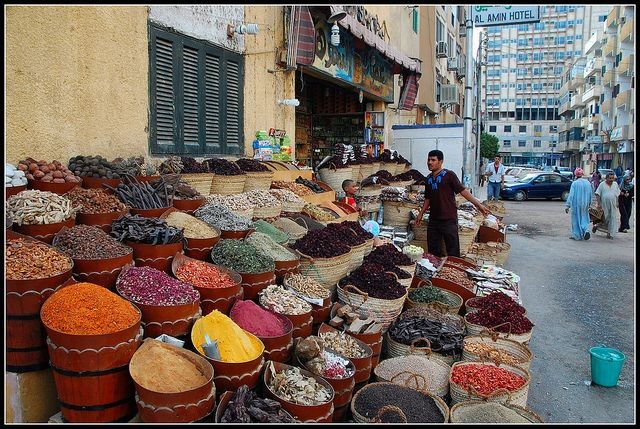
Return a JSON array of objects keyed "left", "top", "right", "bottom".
[{"left": 482, "top": 5, "right": 613, "bottom": 168}]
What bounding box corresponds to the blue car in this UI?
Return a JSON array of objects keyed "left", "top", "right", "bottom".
[{"left": 500, "top": 172, "right": 572, "bottom": 201}]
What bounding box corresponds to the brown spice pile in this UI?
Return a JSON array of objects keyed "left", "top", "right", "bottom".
[{"left": 6, "top": 238, "right": 72, "bottom": 280}]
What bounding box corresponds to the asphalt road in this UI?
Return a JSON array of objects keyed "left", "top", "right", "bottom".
[{"left": 496, "top": 196, "right": 635, "bottom": 423}]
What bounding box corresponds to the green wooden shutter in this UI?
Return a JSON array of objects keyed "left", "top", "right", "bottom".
[
  {"left": 224, "top": 58, "right": 243, "bottom": 155},
  {"left": 151, "top": 34, "right": 178, "bottom": 153},
  {"left": 204, "top": 52, "right": 222, "bottom": 154},
  {"left": 182, "top": 45, "right": 201, "bottom": 154}
]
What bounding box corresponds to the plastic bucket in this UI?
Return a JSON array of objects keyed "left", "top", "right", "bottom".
[{"left": 589, "top": 346, "right": 626, "bottom": 387}]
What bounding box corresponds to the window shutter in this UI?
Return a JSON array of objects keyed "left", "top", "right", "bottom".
[
  {"left": 224, "top": 58, "right": 243, "bottom": 155},
  {"left": 182, "top": 45, "right": 201, "bottom": 154},
  {"left": 204, "top": 53, "right": 222, "bottom": 154},
  {"left": 152, "top": 36, "right": 177, "bottom": 153}
]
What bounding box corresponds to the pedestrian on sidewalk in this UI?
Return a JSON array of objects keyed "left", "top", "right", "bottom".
[
  {"left": 415, "top": 150, "right": 490, "bottom": 257},
  {"left": 484, "top": 154, "right": 506, "bottom": 201},
  {"left": 565, "top": 168, "right": 592, "bottom": 240},
  {"left": 594, "top": 172, "right": 620, "bottom": 239},
  {"left": 591, "top": 169, "right": 601, "bottom": 192},
  {"left": 618, "top": 173, "right": 634, "bottom": 233}
]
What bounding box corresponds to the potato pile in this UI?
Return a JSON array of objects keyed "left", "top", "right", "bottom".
[{"left": 18, "top": 158, "right": 81, "bottom": 183}]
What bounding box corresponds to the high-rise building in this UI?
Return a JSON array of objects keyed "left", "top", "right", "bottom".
[{"left": 481, "top": 5, "right": 613, "bottom": 167}]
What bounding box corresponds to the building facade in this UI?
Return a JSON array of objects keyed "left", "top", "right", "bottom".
[{"left": 481, "top": 5, "right": 614, "bottom": 168}]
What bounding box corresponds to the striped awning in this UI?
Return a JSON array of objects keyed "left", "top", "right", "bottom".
[
  {"left": 330, "top": 5, "right": 421, "bottom": 73},
  {"left": 398, "top": 73, "right": 419, "bottom": 110},
  {"left": 293, "top": 6, "right": 316, "bottom": 66}
]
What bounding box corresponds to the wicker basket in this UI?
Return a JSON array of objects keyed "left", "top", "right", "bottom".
[
  {"left": 358, "top": 164, "right": 374, "bottom": 182},
  {"left": 357, "top": 185, "right": 383, "bottom": 198},
  {"left": 280, "top": 200, "right": 306, "bottom": 214},
  {"left": 296, "top": 250, "right": 352, "bottom": 291},
  {"left": 484, "top": 200, "right": 506, "bottom": 216},
  {"left": 464, "top": 317, "right": 533, "bottom": 345},
  {"left": 379, "top": 162, "right": 398, "bottom": 175},
  {"left": 383, "top": 201, "right": 418, "bottom": 227},
  {"left": 210, "top": 174, "right": 246, "bottom": 195},
  {"left": 363, "top": 238, "right": 374, "bottom": 256},
  {"left": 351, "top": 382, "right": 449, "bottom": 423},
  {"left": 230, "top": 207, "right": 254, "bottom": 220},
  {"left": 384, "top": 334, "right": 457, "bottom": 366},
  {"left": 462, "top": 334, "right": 533, "bottom": 371},
  {"left": 349, "top": 241, "right": 368, "bottom": 272},
  {"left": 243, "top": 171, "right": 274, "bottom": 192},
  {"left": 318, "top": 166, "right": 353, "bottom": 193},
  {"left": 252, "top": 203, "right": 283, "bottom": 220},
  {"left": 449, "top": 361, "right": 531, "bottom": 408},
  {"left": 449, "top": 400, "right": 543, "bottom": 423},
  {"left": 388, "top": 180, "right": 415, "bottom": 189},
  {"left": 395, "top": 273, "right": 413, "bottom": 289},
  {"left": 458, "top": 225, "right": 479, "bottom": 256},
  {"left": 350, "top": 164, "right": 362, "bottom": 183},
  {"left": 405, "top": 287, "right": 463, "bottom": 314},
  {"left": 337, "top": 284, "right": 407, "bottom": 332},
  {"left": 412, "top": 225, "right": 428, "bottom": 242},
  {"left": 180, "top": 173, "right": 215, "bottom": 196},
  {"left": 373, "top": 355, "right": 451, "bottom": 397},
  {"left": 463, "top": 242, "right": 511, "bottom": 267}
]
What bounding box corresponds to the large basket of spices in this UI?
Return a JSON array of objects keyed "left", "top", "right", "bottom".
[
  {"left": 116, "top": 266, "right": 201, "bottom": 339},
  {"left": 318, "top": 164, "right": 353, "bottom": 193},
  {"left": 245, "top": 231, "right": 300, "bottom": 284},
  {"left": 259, "top": 285, "right": 313, "bottom": 339},
  {"left": 207, "top": 158, "right": 247, "bottom": 195},
  {"left": 463, "top": 242, "right": 511, "bottom": 267},
  {"left": 195, "top": 202, "right": 254, "bottom": 240},
  {"left": 406, "top": 285, "right": 463, "bottom": 314},
  {"left": 284, "top": 274, "right": 332, "bottom": 327},
  {"left": 244, "top": 190, "right": 282, "bottom": 220},
  {"left": 230, "top": 300, "right": 294, "bottom": 363},
  {"left": 252, "top": 219, "right": 289, "bottom": 244},
  {"left": 129, "top": 338, "right": 215, "bottom": 423},
  {"left": 322, "top": 222, "right": 368, "bottom": 272},
  {"left": 463, "top": 333, "right": 534, "bottom": 371},
  {"left": 180, "top": 173, "right": 215, "bottom": 196},
  {"left": 449, "top": 361, "right": 531, "bottom": 408},
  {"left": 6, "top": 236, "right": 74, "bottom": 373},
  {"left": 107, "top": 175, "right": 175, "bottom": 218},
  {"left": 349, "top": 163, "right": 362, "bottom": 183},
  {"left": 263, "top": 361, "right": 335, "bottom": 423},
  {"left": 41, "top": 282, "right": 143, "bottom": 423},
  {"left": 351, "top": 382, "right": 449, "bottom": 423},
  {"left": 364, "top": 243, "right": 415, "bottom": 275},
  {"left": 270, "top": 217, "right": 308, "bottom": 241},
  {"left": 269, "top": 189, "right": 306, "bottom": 214},
  {"left": 464, "top": 292, "right": 534, "bottom": 344},
  {"left": 336, "top": 263, "right": 408, "bottom": 331},
  {"left": 373, "top": 354, "right": 451, "bottom": 398},
  {"left": 161, "top": 208, "right": 221, "bottom": 261},
  {"left": 318, "top": 323, "right": 374, "bottom": 387},
  {"left": 328, "top": 303, "right": 384, "bottom": 370},
  {"left": 192, "top": 310, "right": 265, "bottom": 393},
  {"left": 294, "top": 337, "right": 356, "bottom": 422},
  {"left": 340, "top": 220, "right": 375, "bottom": 256},
  {"left": 236, "top": 158, "right": 275, "bottom": 192},
  {"left": 172, "top": 253, "right": 243, "bottom": 316},
  {"left": 450, "top": 400, "right": 543, "bottom": 423},
  {"left": 66, "top": 187, "right": 128, "bottom": 233},
  {"left": 215, "top": 385, "right": 298, "bottom": 423},
  {"left": 18, "top": 158, "right": 81, "bottom": 195},
  {"left": 383, "top": 200, "right": 418, "bottom": 227},
  {"left": 52, "top": 225, "right": 133, "bottom": 290},
  {"left": 210, "top": 239, "right": 276, "bottom": 301},
  {"left": 8, "top": 190, "right": 80, "bottom": 244}
]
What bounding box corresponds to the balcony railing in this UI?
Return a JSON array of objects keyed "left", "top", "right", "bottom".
[
  {"left": 582, "top": 85, "right": 603, "bottom": 103},
  {"left": 616, "top": 89, "right": 632, "bottom": 110},
  {"left": 603, "top": 69, "right": 615, "bottom": 86},
  {"left": 621, "top": 17, "right": 634, "bottom": 42},
  {"left": 558, "top": 101, "right": 572, "bottom": 115},
  {"left": 584, "top": 59, "right": 603, "bottom": 78},
  {"left": 570, "top": 118, "right": 582, "bottom": 129},
  {"left": 566, "top": 139, "right": 582, "bottom": 151},
  {"left": 601, "top": 98, "right": 614, "bottom": 113},
  {"left": 570, "top": 94, "right": 585, "bottom": 109},
  {"left": 581, "top": 117, "right": 589, "bottom": 128},
  {"left": 605, "top": 7, "right": 620, "bottom": 29},
  {"left": 568, "top": 76, "right": 585, "bottom": 90},
  {"left": 618, "top": 54, "right": 634, "bottom": 76},
  {"left": 589, "top": 113, "right": 600, "bottom": 124},
  {"left": 603, "top": 37, "right": 616, "bottom": 57}
]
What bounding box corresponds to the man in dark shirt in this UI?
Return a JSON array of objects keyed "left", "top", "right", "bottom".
[{"left": 415, "top": 150, "right": 490, "bottom": 257}]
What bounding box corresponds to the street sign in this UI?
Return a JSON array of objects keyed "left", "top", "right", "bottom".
[
  {"left": 472, "top": 6, "right": 540, "bottom": 27},
  {"left": 585, "top": 135, "right": 602, "bottom": 144}
]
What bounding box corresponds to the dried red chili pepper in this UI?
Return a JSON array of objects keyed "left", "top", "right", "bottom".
[{"left": 451, "top": 364, "right": 526, "bottom": 396}]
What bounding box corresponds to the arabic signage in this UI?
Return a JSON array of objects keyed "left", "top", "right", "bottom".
[
  {"left": 472, "top": 6, "right": 540, "bottom": 27},
  {"left": 311, "top": 20, "right": 394, "bottom": 102},
  {"left": 585, "top": 135, "right": 603, "bottom": 144}
]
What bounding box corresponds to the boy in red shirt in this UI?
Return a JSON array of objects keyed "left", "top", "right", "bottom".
[{"left": 342, "top": 179, "right": 366, "bottom": 216}]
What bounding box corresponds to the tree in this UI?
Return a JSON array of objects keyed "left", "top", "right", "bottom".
[{"left": 480, "top": 132, "right": 499, "bottom": 159}]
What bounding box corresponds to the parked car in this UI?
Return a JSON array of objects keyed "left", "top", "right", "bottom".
[
  {"left": 504, "top": 167, "right": 540, "bottom": 183},
  {"left": 543, "top": 165, "right": 574, "bottom": 180},
  {"left": 500, "top": 172, "right": 572, "bottom": 201},
  {"left": 597, "top": 168, "right": 616, "bottom": 181}
]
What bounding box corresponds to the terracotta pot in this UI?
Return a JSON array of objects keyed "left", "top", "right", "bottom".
[
  {"left": 131, "top": 339, "right": 216, "bottom": 423},
  {"left": 184, "top": 236, "right": 220, "bottom": 261},
  {"left": 129, "top": 207, "right": 172, "bottom": 218},
  {"left": 172, "top": 198, "right": 205, "bottom": 215},
  {"left": 443, "top": 255, "right": 477, "bottom": 270},
  {"left": 27, "top": 178, "right": 81, "bottom": 195},
  {"left": 125, "top": 241, "right": 183, "bottom": 274},
  {"left": 220, "top": 228, "right": 253, "bottom": 240},
  {"left": 277, "top": 310, "right": 313, "bottom": 340},
  {"left": 310, "top": 296, "right": 333, "bottom": 326},
  {"left": 75, "top": 209, "right": 129, "bottom": 233},
  {"left": 134, "top": 175, "right": 161, "bottom": 184},
  {"left": 318, "top": 323, "right": 373, "bottom": 385},
  {"left": 274, "top": 258, "right": 300, "bottom": 285},
  {"left": 239, "top": 270, "right": 276, "bottom": 302},
  {"left": 43, "top": 305, "right": 143, "bottom": 423},
  {"left": 81, "top": 176, "right": 122, "bottom": 193},
  {"left": 171, "top": 253, "right": 243, "bottom": 316},
  {"left": 14, "top": 218, "right": 76, "bottom": 244},
  {"left": 329, "top": 303, "right": 383, "bottom": 369},
  {"left": 71, "top": 251, "right": 133, "bottom": 291},
  {"left": 215, "top": 389, "right": 297, "bottom": 423},
  {"left": 430, "top": 277, "right": 475, "bottom": 314},
  {"left": 332, "top": 404, "right": 350, "bottom": 423},
  {"left": 6, "top": 184, "right": 27, "bottom": 198},
  {"left": 6, "top": 263, "right": 73, "bottom": 373},
  {"left": 263, "top": 361, "right": 335, "bottom": 423}
]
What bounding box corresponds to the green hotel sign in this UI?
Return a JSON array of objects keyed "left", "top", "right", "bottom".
[{"left": 472, "top": 6, "right": 540, "bottom": 27}]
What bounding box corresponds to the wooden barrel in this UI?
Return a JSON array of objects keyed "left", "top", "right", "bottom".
[
  {"left": 172, "top": 198, "right": 206, "bottom": 215},
  {"left": 75, "top": 209, "right": 128, "bottom": 233},
  {"left": 14, "top": 218, "right": 76, "bottom": 244},
  {"left": 126, "top": 241, "right": 183, "bottom": 274},
  {"left": 71, "top": 252, "right": 133, "bottom": 291},
  {"left": 6, "top": 267, "right": 73, "bottom": 372},
  {"left": 274, "top": 259, "right": 300, "bottom": 285},
  {"left": 128, "top": 207, "right": 172, "bottom": 218},
  {"left": 318, "top": 323, "right": 373, "bottom": 385},
  {"left": 28, "top": 178, "right": 81, "bottom": 195},
  {"left": 44, "top": 309, "right": 143, "bottom": 422},
  {"left": 239, "top": 270, "right": 276, "bottom": 301}
]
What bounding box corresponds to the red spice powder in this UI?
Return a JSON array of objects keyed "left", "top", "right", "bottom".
[
  {"left": 41, "top": 282, "right": 139, "bottom": 335},
  {"left": 176, "top": 260, "right": 237, "bottom": 289},
  {"left": 229, "top": 300, "right": 287, "bottom": 337}
]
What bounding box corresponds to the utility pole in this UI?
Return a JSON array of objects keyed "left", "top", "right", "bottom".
[
  {"left": 475, "top": 32, "right": 486, "bottom": 189},
  {"left": 462, "top": 6, "right": 475, "bottom": 194}
]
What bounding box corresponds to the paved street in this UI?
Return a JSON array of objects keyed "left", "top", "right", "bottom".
[{"left": 494, "top": 196, "right": 635, "bottom": 423}]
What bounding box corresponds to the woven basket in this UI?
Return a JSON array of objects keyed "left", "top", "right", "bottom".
[
  {"left": 383, "top": 201, "right": 418, "bottom": 227},
  {"left": 379, "top": 162, "right": 398, "bottom": 175},
  {"left": 230, "top": 207, "right": 254, "bottom": 219},
  {"left": 358, "top": 164, "right": 374, "bottom": 182},
  {"left": 280, "top": 200, "right": 306, "bottom": 214},
  {"left": 384, "top": 334, "right": 457, "bottom": 366},
  {"left": 449, "top": 361, "right": 531, "bottom": 408},
  {"left": 412, "top": 225, "right": 428, "bottom": 242},
  {"left": 462, "top": 334, "right": 533, "bottom": 371},
  {"left": 180, "top": 173, "right": 214, "bottom": 196},
  {"left": 464, "top": 317, "right": 533, "bottom": 345},
  {"left": 363, "top": 238, "right": 374, "bottom": 256},
  {"left": 449, "top": 400, "right": 543, "bottom": 423},
  {"left": 484, "top": 200, "right": 506, "bottom": 216},
  {"left": 252, "top": 203, "right": 283, "bottom": 220},
  {"left": 357, "top": 185, "right": 383, "bottom": 198},
  {"left": 395, "top": 274, "right": 413, "bottom": 289},
  {"left": 318, "top": 166, "right": 353, "bottom": 193},
  {"left": 370, "top": 162, "right": 381, "bottom": 173},
  {"left": 388, "top": 180, "right": 415, "bottom": 189},
  {"left": 373, "top": 355, "right": 451, "bottom": 397},
  {"left": 210, "top": 174, "right": 246, "bottom": 195},
  {"left": 351, "top": 382, "right": 449, "bottom": 423},
  {"left": 405, "top": 287, "right": 463, "bottom": 314},
  {"left": 463, "top": 242, "right": 511, "bottom": 267},
  {"left": 296, "top": 250, "right": 352, "bottom": 291},
  {"left": 349, "top": 242, "right": 368, "bottom": 272},
  {"left": 337, "top": 284, "right": 407, "bottom": 332},
  {"left": 243, "top": 171, "right": 274, "bottom": 192},
  {"left": 350, "top": 164, "right": 362, "bottom": 183},
  {"left": 458, "top": 226, "right": 479, "bottom": 256}
]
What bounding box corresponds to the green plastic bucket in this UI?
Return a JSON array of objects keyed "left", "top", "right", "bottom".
[{"left": 589, "top": 346, "right": 625, "bottom": 387}]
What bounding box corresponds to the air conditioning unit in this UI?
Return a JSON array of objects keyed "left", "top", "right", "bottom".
[
  {"left": 588, "top": 76, "right": 597, "bottom": 84},
  {"left": 447, "top": 57, "right": 458, "bottom": 71},
  {"left": 620, "top": 16, "right": 626, "bottom": 24},
  {"left": 457, "top": 56, "right": 466, "bottom": 77},
  {"left": 594, "top": 48, "right": 603, "bottom": 57},
  {"left": 440, "top": 84, "right": 459, "bottom": 104},
  {"left": 436, "top": 41, "right": 448, "bottom": 58}
]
